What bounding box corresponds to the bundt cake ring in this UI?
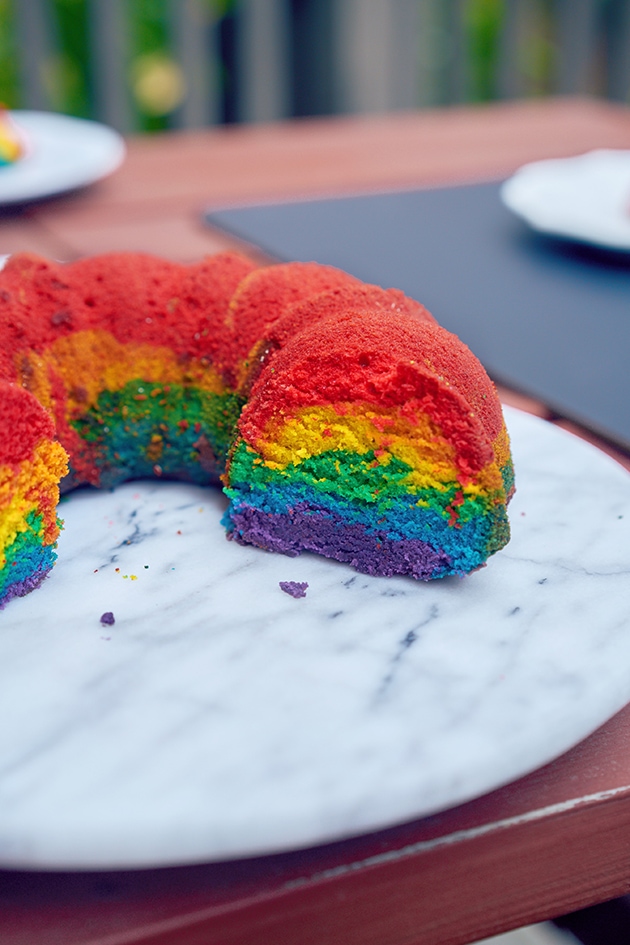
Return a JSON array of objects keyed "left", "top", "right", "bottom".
[{"left": 0, "top": 250, "right": 515, "bottom": 610}]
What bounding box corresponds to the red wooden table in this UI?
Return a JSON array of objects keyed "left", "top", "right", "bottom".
[{"left": 2, "top": 97, "right": 630, "bottom": 945}]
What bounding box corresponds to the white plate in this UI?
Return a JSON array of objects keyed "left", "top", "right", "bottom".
[
  {"left": 0, "top": 408, "right": 629, "bottom": 869},
  {"left": 500, "top": 149, "right": 630, "bottom": 250},
  {"left": 0, "top": 111, "right": 125, "bottom": 205}
]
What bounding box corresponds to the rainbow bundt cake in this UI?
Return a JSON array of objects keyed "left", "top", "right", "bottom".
[{"left": 0, "top": 251, "right": 514, "bottom": 609}]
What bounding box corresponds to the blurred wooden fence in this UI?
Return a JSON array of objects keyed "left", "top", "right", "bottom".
[{"left": 9, "top": 0, "right": 630, "bottom": 132}]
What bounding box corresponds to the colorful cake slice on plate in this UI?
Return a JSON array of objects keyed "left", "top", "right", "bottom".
[
  {"left": 224, "top": 298, "right": 514, "bottom": 580},
  {"left": 0, "top": 251, "right": 514, "bottom": 607}
]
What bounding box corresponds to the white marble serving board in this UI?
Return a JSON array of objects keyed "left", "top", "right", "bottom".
[{"left": 1, "top": 407, "right": 629, "bottom": 870}]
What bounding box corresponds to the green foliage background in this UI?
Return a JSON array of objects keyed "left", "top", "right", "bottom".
[
  {"left": 0, "top": 0, "right": 569, "bottom": 130},
  {"left": 0, "top": 0, "right": 226, "bottom": 129}
]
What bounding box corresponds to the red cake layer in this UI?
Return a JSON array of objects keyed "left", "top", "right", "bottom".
[
  {"left": 252, "top": 302, "right": 503, "bottom": 441},
  {"left": 239, "top": 310, "right": 499, "bottom": 477},
  {"left": 403, "top": 317, "right": 504, "bottom": 441},
  {"left": 0, "top": 383, "right": 56, "bottom": 465}
]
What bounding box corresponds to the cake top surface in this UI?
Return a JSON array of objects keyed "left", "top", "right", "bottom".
[
  {"left": 0, "top": 251, "right": 256, "bottom": 381},
  {"left": 219, "top": 261, "right": 359, "bottom": 376}
]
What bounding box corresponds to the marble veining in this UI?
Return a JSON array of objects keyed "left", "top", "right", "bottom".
[{"left": 0, "top": 407, "right": 629, "bottom": 869}]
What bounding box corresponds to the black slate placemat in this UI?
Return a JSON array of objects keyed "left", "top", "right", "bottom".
[{"left": 206, "top": 183, "right": 630, "bottom": 448}]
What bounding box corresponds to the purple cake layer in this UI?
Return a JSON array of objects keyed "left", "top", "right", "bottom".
[
  {"left": 228, "top": 506, "right": 453, "bottom": 579},
  {"left": 0, "top": 569, "right": 50, "bottom": 610}
]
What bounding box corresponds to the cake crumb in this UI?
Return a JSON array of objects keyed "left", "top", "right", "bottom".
[
  {"left": 279, "top": 581, "right": 308, "bottom": 599},
  {"left": 100, "top": 612, "right": 115, "bottom": 626}
]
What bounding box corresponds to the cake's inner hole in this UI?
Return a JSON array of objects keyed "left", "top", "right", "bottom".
[
  {"left": 71, "top": 380, "right": 244, "bottom": 488},
  {"left": 19, "top": 329, "right": 246, "bottom": 491}
]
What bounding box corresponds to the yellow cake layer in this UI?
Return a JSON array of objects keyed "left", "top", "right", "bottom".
[
  {"left": 0, "top": 439, "right": 68, "bottom": 566},
  {"left": 252, "top": 402, "right": 504, "bottom": 496},
  {"left": 16, "top": 330, "right": 226, "bottom": 420}
]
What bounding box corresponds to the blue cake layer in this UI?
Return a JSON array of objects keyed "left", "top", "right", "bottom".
[
  {"left": 0, "top": 519, "right": 57, "bottom": 609},
  {"left": 224, "top": 480, "right": 506, "bottom": 573}
]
